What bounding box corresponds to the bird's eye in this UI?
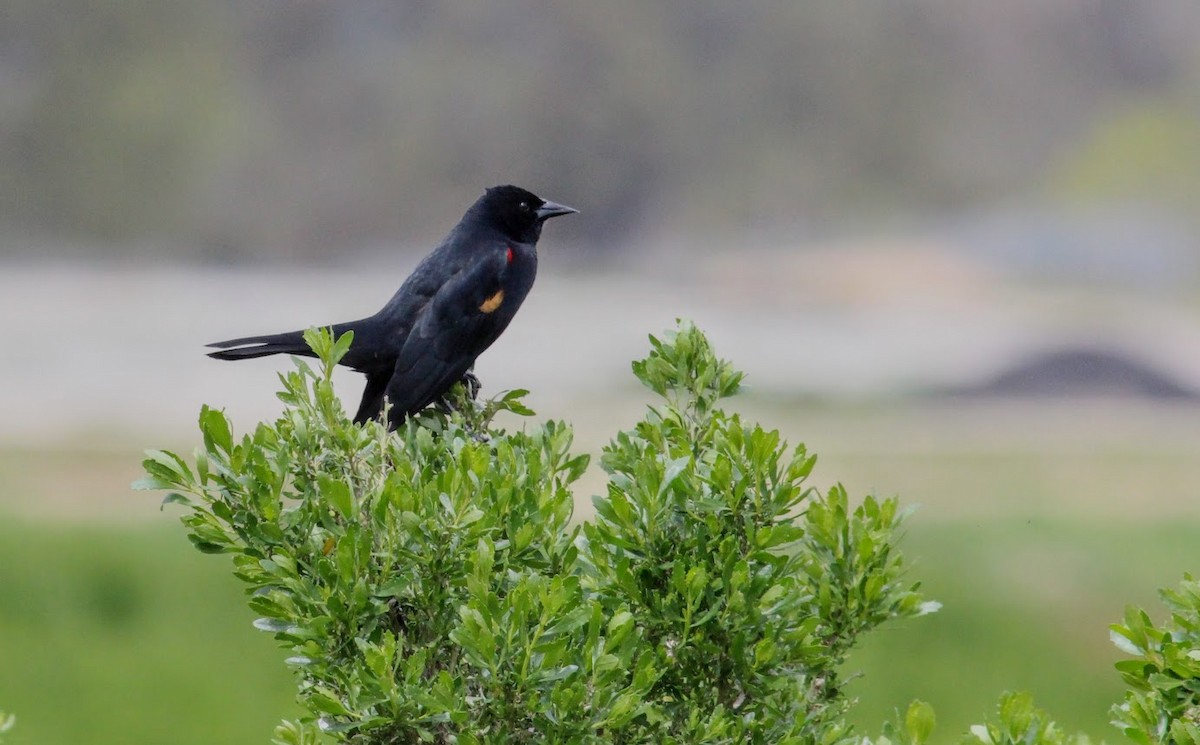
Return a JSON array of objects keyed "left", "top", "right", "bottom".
[{"left": 519, "top": 201, "right": 530, "bottom": 212}]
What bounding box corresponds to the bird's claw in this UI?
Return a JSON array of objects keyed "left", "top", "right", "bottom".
[
  {"left": 434, "top": 370, "right": 483, "bottom": 415},
  {"left": 461, "top": 371, "right": 481, "bottom": 400}
]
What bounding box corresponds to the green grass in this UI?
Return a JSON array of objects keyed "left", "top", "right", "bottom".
[
  {"left": 0, "top": 519, "right": 297, "bottom": 745},
  {"left": 845, "top": 518, "right": 1197, "bottom": 740}
]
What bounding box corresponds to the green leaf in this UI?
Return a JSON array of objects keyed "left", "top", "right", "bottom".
[
  {"left": 142, "top": 449, "right": 192, "bottom": 485},
  {"left": 329, "top": 329, "right": 355, "bottom": 365},
  {"left": 319, "top": 473, "right": 355, "bottom": 520},
  {"left": 495, "top": 388, "right": 536, "bottom": 416},
  {"left": 252, "top": 617, "right": 295, "bottom": 633},
  {"left": 659, "top": 455, "right": 690, "bottom": 498},
  {"left": 158, "top": 492, "right": 194, "bottom": 508},
  {"left": 199, "top": 405, "right": 233, "bottom": 453},
  {"left": 131, "top": 475, "right": 170, "bottom": 492},
  {"left": 307, "top": 687, "right": 352, "bottom": 717},
  {"left": 904, "top": 699, "right": 936, "bottom": 745},
  {"left": 1111, "top": 626, "right": 1145, "bottom": 655}
]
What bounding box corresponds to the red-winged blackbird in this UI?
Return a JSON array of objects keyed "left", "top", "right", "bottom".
[{"left": 207, "top": 185, "right": 577, "bottom": 429}]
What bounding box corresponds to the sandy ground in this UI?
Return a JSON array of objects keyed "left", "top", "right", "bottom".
[{"left": 3, "top": 253, "right": 1199, "bottom": 444}]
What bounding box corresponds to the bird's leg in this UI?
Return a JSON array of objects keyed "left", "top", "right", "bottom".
[
  {"left": 461, "top": 368, "right": 482, "bottom": 400},
  {"left": 434, "top": 368, "right": 482, "bottom": 415},
  {"left": 431, "top": 369, "right": 491, "bottom": 442},
  {"left": 459, "top": 368, "right": 490, "bottom": 442}
]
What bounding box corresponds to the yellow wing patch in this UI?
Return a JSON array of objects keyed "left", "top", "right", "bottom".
[{"left": 479, "top": 289, "right": 505, "bottom": 314}]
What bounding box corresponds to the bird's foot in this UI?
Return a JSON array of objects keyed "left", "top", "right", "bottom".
[
  {"left": 435, "top": 371, "right": 483, "bottom": 416},
  {"left": 461, "top": 370, "right": 482, "bottom": 400},
  {"left": 433, "top": 392, "right": 490, "bottom": 441}
]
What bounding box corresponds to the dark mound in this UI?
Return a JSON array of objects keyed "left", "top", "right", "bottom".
[{"left": 962, "top": 348, "right": 1197, "bottom": 400}]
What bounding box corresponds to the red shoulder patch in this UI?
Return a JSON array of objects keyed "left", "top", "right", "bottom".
[{"left": 506, "top": 246, "right": 514, "bottom": 264}]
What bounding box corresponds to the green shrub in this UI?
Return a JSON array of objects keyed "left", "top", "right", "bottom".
[
  {"left": 139, "top": 319, "right": 1200, "bottom": 744},
  {"left": 1109, "top": 575, "right": 1200, "bottom": 744},
  {"left": 138, "top": 321, "right": 934, "bottom": 743},
  {"left": 958, "top": 692, "right": 1095, "bottom": 745}
]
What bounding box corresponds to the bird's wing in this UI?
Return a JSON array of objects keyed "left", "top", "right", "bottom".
[{"left": 382, "top": 252, "right": 510, "bottom": 418}]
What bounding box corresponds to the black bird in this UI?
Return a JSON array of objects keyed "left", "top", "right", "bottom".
[{"left": 207, "top": 185, "right": 577, "bottom": 428}]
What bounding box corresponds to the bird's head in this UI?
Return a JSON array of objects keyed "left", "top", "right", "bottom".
[{"left": 477, "top": 185, "right": 578, "bottom": 244}]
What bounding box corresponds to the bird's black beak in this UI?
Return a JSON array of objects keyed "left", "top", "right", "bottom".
[{"left": 536, "top": 200, "right": 579, "bottom": 221}]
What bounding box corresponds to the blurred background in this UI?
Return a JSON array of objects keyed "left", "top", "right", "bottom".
[{"left": 2, "top": 1, "right": 1199, "bottom": 742}]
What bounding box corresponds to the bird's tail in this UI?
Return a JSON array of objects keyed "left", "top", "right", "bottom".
[{"left": 206, "top": 330, "right": 315, "bottom": 361}]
